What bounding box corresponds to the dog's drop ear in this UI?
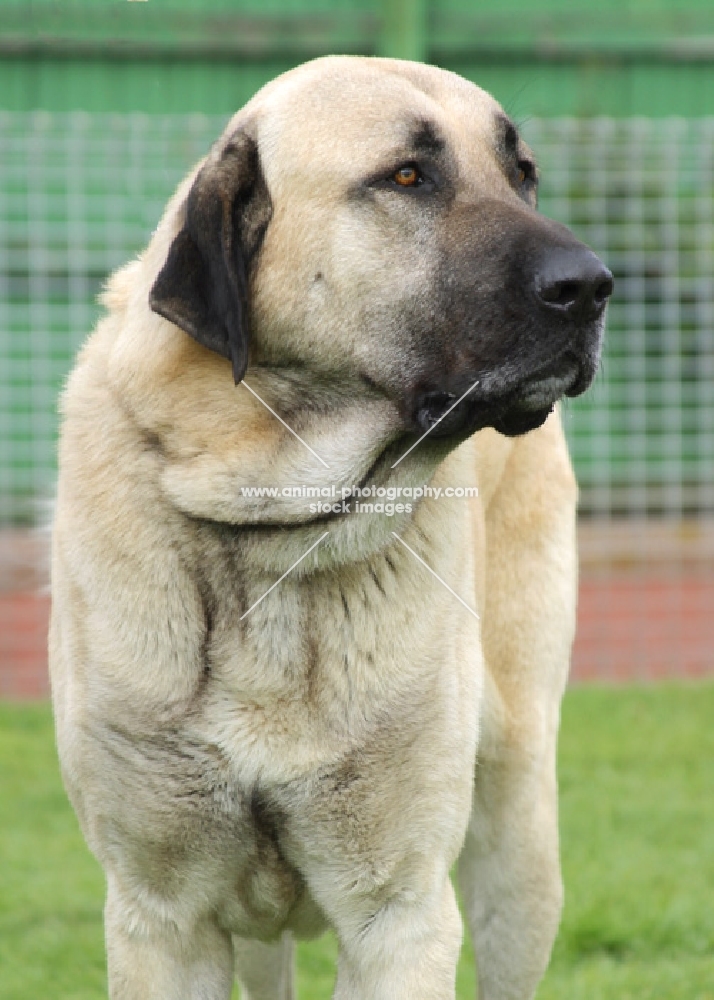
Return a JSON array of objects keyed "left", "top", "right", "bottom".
[{"left": 149, "top": 130, "right": 271, "bottom": 383}]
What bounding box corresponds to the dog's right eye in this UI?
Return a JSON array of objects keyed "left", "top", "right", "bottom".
[
  {"left": 366, "top": 161, "right": 437, "bottom": 196},
  {"left": 391, "top": 164, "right": 423, "bottom": 188}
]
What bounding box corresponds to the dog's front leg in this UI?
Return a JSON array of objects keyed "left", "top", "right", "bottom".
[
  {"left": 458, "top": 414, "right": 577, "bottom": 1000},
  {"left": 104, "top": 880, "right": 234, "bottom": 1000},
  {"left": 330, "top": 876, "right": 462, "bottom": 1000},
  {"left": 457, "top": 720, "right": 564, "bottom": 1000}
]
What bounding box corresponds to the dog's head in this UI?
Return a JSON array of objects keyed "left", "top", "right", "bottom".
[{"left": 150, "top": 56, "right": 611, "bottom": 441}]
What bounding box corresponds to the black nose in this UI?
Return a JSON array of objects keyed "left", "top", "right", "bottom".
[{"left": 534, "top": 246, "right": 613, "bottom": 322}]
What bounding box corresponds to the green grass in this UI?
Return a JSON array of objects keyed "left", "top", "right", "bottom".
[{"left": 1, "top": 685, "right": 713, "bottom": 999}]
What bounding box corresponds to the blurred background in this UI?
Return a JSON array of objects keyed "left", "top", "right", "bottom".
[{"left": 1, "top": 0, "right": 714, "bottom": 694}]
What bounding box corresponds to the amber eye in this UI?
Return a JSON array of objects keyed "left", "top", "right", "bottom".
[
  {"left": 517, "top": 160, "right": 535, "bottom": 187},
  {"left": 393, "top": 165, "right": 421, "bottom": 187}
]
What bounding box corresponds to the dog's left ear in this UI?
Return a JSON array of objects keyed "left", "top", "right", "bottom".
[{"left": 150, "top": 129, "right": 271, "bottom": 383}]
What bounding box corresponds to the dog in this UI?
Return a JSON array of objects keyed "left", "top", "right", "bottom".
[{"left": 49, "top": 55, "right": 611, "bottom": 1000}]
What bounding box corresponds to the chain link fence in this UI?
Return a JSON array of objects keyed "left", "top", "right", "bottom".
[
  {"left": 0, "top": 111, "right": 229, "bottom": 521},
  {"left": 529, "top": 117, "right": 714, "bottom": 518},
  {"left": 1, "top": 112, "right": 713, "bottom": 691},
  {"left": 527, "top": 118, "right": 714, "bottom": 681}
]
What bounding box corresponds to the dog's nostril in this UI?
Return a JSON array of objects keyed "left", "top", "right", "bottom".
[
  {"left": 535, "top": 248, "right": 613, "bottom": 320},
  {"left": 540, "top": 280, "right": 581, "bottom": 308},
  {"left": 594, "top": 276, "right": 614, "bottom": 305}
]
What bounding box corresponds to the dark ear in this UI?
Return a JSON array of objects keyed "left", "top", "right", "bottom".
[{"left": 149, "top": 130, "right": 271, "bottom": 383}]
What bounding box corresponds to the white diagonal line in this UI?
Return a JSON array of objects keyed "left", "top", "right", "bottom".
[
  {"left": 391, "top": 532, "right": 480, "bottom": 621},
  {"left": 240, "top": 531, "right": 330, "bottom": 620},
  {"left": 391, "top": 380, "right": 480, "bottom": 469},
  {"left": 241, "top": 380, "right": 330, "bottom": 469}
]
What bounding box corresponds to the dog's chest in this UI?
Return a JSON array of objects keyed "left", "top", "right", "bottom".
[
  {"left": 99, "top": 516, "right": 481, "bottom": 941},
  {"left": 189, "top": 521, "right": 432, "bottom": 680},
  {"left": 180, "top": 517, "right": 477, "bottom": 770}
]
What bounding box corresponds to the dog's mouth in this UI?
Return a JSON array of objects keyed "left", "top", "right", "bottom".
[
  {"left": 412, "top": 351, "right": 588, "bottom": 440},
  {"left": 491, "top": 357, "right": 582, "bottom": 436},
  {"left": 244, "top": 351, "right": 593, "bottom": 531}
]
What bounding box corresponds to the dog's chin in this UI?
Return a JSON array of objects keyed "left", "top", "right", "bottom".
[
  {"left": 489, "top": 369, "right": 578, "bottom": 437},
  {"left": 491, "top": 403, "right": 555, "bottom": 437},
  {"left": 472, "top": 359, "right": 582, "bottom": 437}
]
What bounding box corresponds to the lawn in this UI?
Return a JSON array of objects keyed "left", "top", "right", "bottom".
[{"left": 1, "top": 685, "right": 713, "bottom": 999}]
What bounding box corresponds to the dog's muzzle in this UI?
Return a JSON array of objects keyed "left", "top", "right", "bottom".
[{"left": 412, "top": 241, "right": 613, "bottom": 439}]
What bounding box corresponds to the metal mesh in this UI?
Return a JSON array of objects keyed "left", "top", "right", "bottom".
[
  {"left": 0, "top": 111, "right": 228, "bottom": 522},
  {"left": 1, "top": 112, "right": 713, "bottom": 690},
  {"left": 527, "top": 118, "right": 714, "bottom": 518},
  {"left": 525, "top": 118, "right": 714, "bottom": 681}
]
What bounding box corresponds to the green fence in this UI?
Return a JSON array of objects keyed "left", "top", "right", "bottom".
[
  {"left": 529, "top": 117, "right": 714, "bottom": 516},
  {"left": 2, "top": 110, "right": 714, "bottom": 522},
  {"left": 1, "top": 0, "right": 714, "bottom": 523}
]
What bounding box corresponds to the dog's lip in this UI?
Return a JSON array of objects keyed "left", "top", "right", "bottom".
[
  {"left": 510, "top": 360, "right": 579, "bottom": 412},
  {"left": 564, "top": 363, "right": 594, "bottom": 398},
  {"left": 410, "top": 351, "right": 582, "bottom": 436}
]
